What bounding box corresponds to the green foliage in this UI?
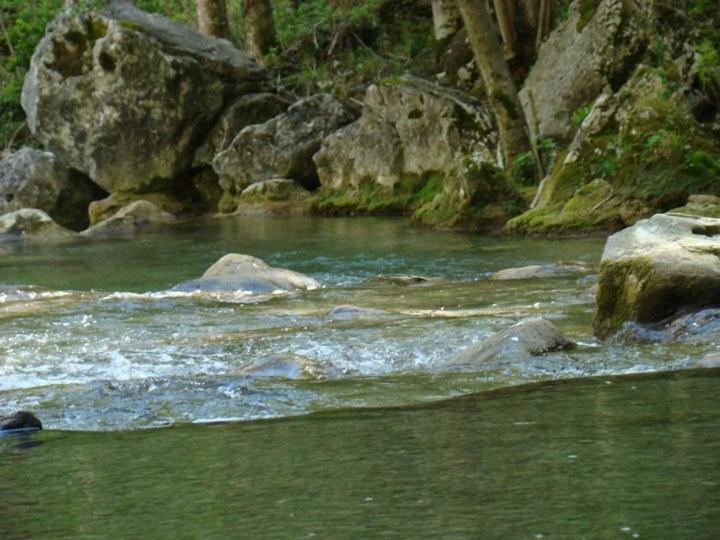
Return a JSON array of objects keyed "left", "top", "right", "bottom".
[
  {"left": 576, "top": 0, "right": 601, "bottom": 32},
  {"left": 511, "top": 152, "right": 536, "bottom": 186},
  {"left": 570, "top": 102, "right": 592, "bottom": 127}
]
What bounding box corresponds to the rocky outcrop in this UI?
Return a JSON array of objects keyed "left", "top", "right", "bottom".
[
  {"left": 490, "top": 262, "right": 590, "bottom": 280},
  {"left": 509, "top": 66, "right": 720, "bottom": 235},
  {"left": 449, "top": 318, "right": 575, "bottom": 366},
  {"left": 0, "top": 208, "right": 77, "bottom": 243},
  {"left": 314, "top": 77, "right": 524, "bottom": 229},
  {"left": 594, "top": 213, "right": 720, "bottom": 339},
  {"left": 519, "top": 0, "right": 645, "bottom": 140},
  {"left": 0, "top": 411, "right": 43, "bottom": 431},
  {"left": 239, "top": 354, "right": 325, "bottom": 380},
  {"left": 22, "top": 1, "right": 265, "bottom": 194},
  {"left": 0, "top": 147, "right": 105, "bottom": 230},
  {"left": 228, "top": 179, "right": 312, "bottom": 216},
  {"left": 81, "top": 200, "right": 175, "bottom": 239},
  {"left": 213, "top": 94, "right": 354, "bottom": 193},
  {"left": 670, "top": 194, "right": 720, "bottom": 219},
  {"left": 173, "top": 253, "right": 320, "bottom": 294}
]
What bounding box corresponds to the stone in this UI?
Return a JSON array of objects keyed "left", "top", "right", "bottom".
[
  {"left": 449, "top": 318, "right": 575, "bottom": 366},
  {"left": 695, "top": 353, "right": 720, "bottom": 369},
  {"left": 0, "top": 147, "right": 105, "bottom": 231},
  {"left": 22, "top": 1, "right": 265, "bottom": 193},
  {"left": 81, "top": 200, "right": 175, "bottom": 239},
  {"left": 231, "top": 179, "right": 312, "bottom": 216},
  {"left": 88, "top": 192, "right": 186, "bottom": 226},
  {"left": 239, "top": 354, "right": 325, "bottom": 380},
  {"left": 193, "top": 93, "right": 290, "bottom": 167},
  {"left": 0, "top": 411, "right": 43, "bottom": 431},
  {"left": 594, "top": 213, "right": 720, "bottom": 339},
  {"left": 490, "top": 262, "right": 590, "bottom": 280},
  {"left": 326, "top": 305, "right": 389, "bottom": 319},
  {"left": 519, "top": 0, "right": 645, "bottom": 140},
  {"left": 670, "top": 194, "right": 720, "bottom": 219},
  {"left": 371, "top": 274, "right": 432, "bottom": 286},
  {"left": 172, "top": 253, "right": 321, "bottom": 294},
  {"left": 213, "top": 94, "right": 354, "bottom": 192},
  {"left": 313, "top": 77, "right": 524, "bottom": 229},
  {"left": 614, "top": 308, "right": 720, "bottom": 345},
  {"left": 0, "top": 208, "right": 77, "bottom": 244}
]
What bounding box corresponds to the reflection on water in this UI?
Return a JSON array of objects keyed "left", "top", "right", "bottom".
[
  {"left": 1, "top": 369, "right": 719, "bottom": 538},
  {"left": 0, "top": 216, "right": 714, "bottom": 429}
]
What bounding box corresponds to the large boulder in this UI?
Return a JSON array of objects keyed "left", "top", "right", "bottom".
[
  {"left": 81, "top": 200, "right": 175, "bottom": 239},
  {"left": 449, "top": 318, "right": 575, "bottom": 366},
  {"left": 0, "top": 208, "right": 77, "bottom": 244},
  {"left": 519, "top": 0, "right": 645, "bottom": 140},
  {"left": 173, "top": 253, "right": 320, "bottom": 294},
  {"left": 314, "top": 77, "right": 524, "bottom": 229},
  {"left": 213, "top": 94, "right": 354, "bottom": 193},
  {"left": 594, "top": 213, "right": 720, "bottom": 339},
  {"left": 0, "top": 147, "right": 105, "bottom": 230},
  {"left": 21, "top": 1, "right": 265, "bottom": 193},
  {"left": 231, "top": 178, "right": 312, "bottom": 216}
]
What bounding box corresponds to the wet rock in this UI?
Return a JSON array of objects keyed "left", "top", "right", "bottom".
[
  {"left": 326, "top": 305, "right": 389, "bottom": 319},
  {"left": 229, "top": 178, "right": 312, "bottom": 216},
  {"left": 594, "top": 213, "right": 720, "bottom": 339},
  {"left": 1, "top": 411, "right": 43, "bottom": 431},
  {"left": 670, "top": 194, "right": 720, "bottom": 219},
  {"left": 173, "top": 253, "right": 320, "bottom": 294},
  {"left": 490, "top": 263, "right": 589, "bottom": 281},
  {"left": 0, "top": 147, "right": 105, "bottom": 231},
  {"left": 88, "top": 192, "right": 186, "bottom": 226},
  {"left": 449, "top": 318, "right": 575, "bottom": 366},
  {"left": 22, "top": 1, "right": 265, "bottom": 193},
  {"left": 213, "top": 94, "right": 354, "bottom": 193},
  {"left": 314, "top": 77, "right": 524, "bottom": 229},
  {"left": 695, "top": 353, "right": 720, "bottom": 369},
  {"left": 615, "top": 308, "right": 720, "bottom": 345},
  {"left": 519, "top": 0, "right": 645, "bottom": 140},
  {"left": 239, "top": 354, "right": 325, "bottom": 380},
  {"left": 371, "top": 274, "right": 431, "bottom": 286},
  {"left": 0, "top": 208, "right": 77, "bottom": 244},
  {"left": 81, "top": 200, "right": 175, "bottom": 239},
  {"left": 194, "top": 93, "right": 290, "bottom": 168}
]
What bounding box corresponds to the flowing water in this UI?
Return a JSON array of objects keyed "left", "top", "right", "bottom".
[{"left": 0, "top": 216, "right": 712, "bottom": 430}]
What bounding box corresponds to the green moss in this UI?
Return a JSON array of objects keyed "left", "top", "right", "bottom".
[
  {"left": 577, "top": 0, "right": 601, "bottom": 32},
  {"left": 490, "top": 90, "right": 518, "bottom": 120},
  {"left": 217, "top": 191, "right": 237, "bottom": 214}
]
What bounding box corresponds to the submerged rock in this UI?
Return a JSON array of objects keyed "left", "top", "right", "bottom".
[
  {"left": 594, "top": 214, "right": 720, "bottom": 338},
  {"left": 0, "top": 208, "right": 77, "bottom": 244},
  {"left": 0, "top": 147, "right": 105, "bottom": 231},
  {"left": 614, "top": 308, "right": 720, "bottom": 345},
  {"left": 239, "top": 354, "right": 325, "bottom": 380},
  {"left": 695, "top": 353, "right": 720, "bottom": 369},
  {"left": 1, "top": 411, "right": 43, "bottom": 431},
  {"left": 326, "top": 305, "right": 390, "bottom": 319},
  {"left": 213, "top": 94, "right": 354, "bottom": 193},
  {"left": 490, "top": 263, "right": 589, "bottom": 281},
  {"left": 314, "top": 77, "right": 524, "bottom": 229},
  {"left": 449, "top": 318, "right": 575, "bottom": 366},
  {"left": 173, "top": 253, "right": 320, "bottom": 294},
  {"left": 371, "top": 274, "right": 432, "bottom": 286},
  {"left": 22, "top": 1, "right": 265, "bottom": 193},
  {"left": 81, "top": 200, "right": 176, "bottom": 239}
]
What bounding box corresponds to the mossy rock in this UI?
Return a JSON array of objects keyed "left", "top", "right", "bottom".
[
  {"left": 88, "top": 192, "right": 186, "bottom": 225},
  {"left": 669, "top": 194, "right": 720, "bottom": 218}
]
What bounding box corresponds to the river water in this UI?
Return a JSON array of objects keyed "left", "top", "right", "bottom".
[{"left": 0, "top": 216, "right": 710, "bottom": 430}]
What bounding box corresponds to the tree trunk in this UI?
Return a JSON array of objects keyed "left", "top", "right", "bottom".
[
  {"left": 431, "top": 0, "right": 461, "bottom": 41},
  {"left": 196, "top": 0, "right": 229, "bottom": 39},
  {"left": 244, "top": 0, "right": 277, "bottom": 60},
  {"left": 492, "top": 0, "right": 518, "bottom": 59},
  {"left": 456, "top": 0, "right": 532, "bottom": 167},
  {"left": 520, "top": 0, "right": 539, "bottom": 33},
  {"left": 535, "top": 0, "right": 552, "bottom": 49}
]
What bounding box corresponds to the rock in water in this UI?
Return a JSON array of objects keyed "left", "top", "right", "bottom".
[
  {"left": 213, "top": 93, "right": 354, "bottom": 192},
  {"left": 239, "top": 354, "right": 325, "bottom": 380},
  {"left": 0, "top": 147, "right": 105, "bottom": 231},
  {"left": 490, "top": 263, "right": 589, "bottom": 281},
  {"left": 81, "top": 200, "right": 176, "bottom": 239},
  {"left": 21, "top": 1, "right": 265, "bottom": 193},
  {"left": 594, "top": 214, "right": 720, "bottom": 339},
  {"left": 173, "top": 254, "right": 320, "bottom": 294},
  {"left": 0, "top": 208, "right": 77, "bottom": 244},
  {"left": 1, "top": 411, "right": 43, "bottom": 431},
  {"left": 449, "top": 318, "right": 575, "bottom": 366}
]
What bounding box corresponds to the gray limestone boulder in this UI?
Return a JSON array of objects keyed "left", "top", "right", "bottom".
[
  {"left": 519, "top": 0, "right": 645, "bottom": 140},
  {"left": 22, "top": 1, "right": 265, "bottom": 193},
  {"left": 0, "top": 208, "right": 77, "bottom": 244},
  {"left": 173, "top": 253, "right": 321, "bottom": 294},
  {"left": 594, "top": 213, "right": 720, "bottom": 338},
  {"left": 81, "top": 200, "right": 175, "bottom": 239},
  {"left": 0, "top": 147, "right": 105, "bottom": 231},
  {"left": 449, "top": 318, "right": 575, "bottom": 366},
  {"left": 213, "top": 94, "right": 354, "bottom": 192}
]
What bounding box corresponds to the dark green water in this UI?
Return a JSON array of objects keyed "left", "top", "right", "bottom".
[{"left": 1, "top": 369, "right": 719, "bottom": 538}]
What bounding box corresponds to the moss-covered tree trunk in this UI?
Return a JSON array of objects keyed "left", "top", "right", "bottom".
[
  {"left": 196, "top": 0, "right": 229, "bottom": 39},
  {"left": 244, "top": 0, "right": 277, "bottom": 61},
  {"left": 493, "top": 0, "right": 519, "bottom": 59},
  {"left": 431, "top": 0, "right": 462, "bottom": 41},
  {"left": 456, "top": 0, "right": 532, "bottom": 167}
]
